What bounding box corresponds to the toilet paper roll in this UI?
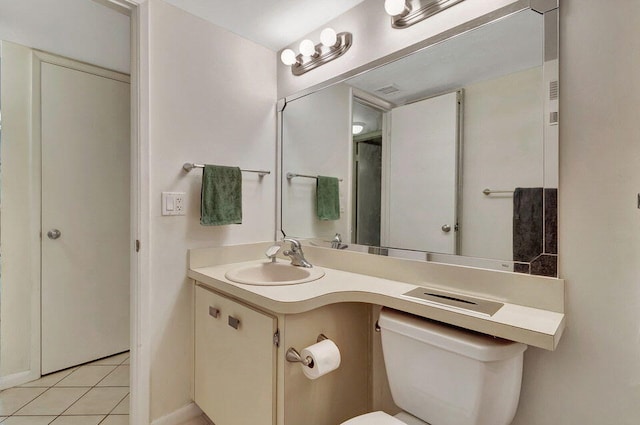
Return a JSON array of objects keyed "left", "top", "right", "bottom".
[{"left": 300, "top": 339, "right": 341, "bottom": 380}]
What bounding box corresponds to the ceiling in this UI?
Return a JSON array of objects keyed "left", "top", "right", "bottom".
[
  {"left": 161, "top": 0, "right": 367, "bottom": 51},
  {"left": 347, "top": 9, "right": 543, "bottom": 105}
]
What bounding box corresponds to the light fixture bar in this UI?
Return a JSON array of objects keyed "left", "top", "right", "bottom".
[
  {"left": 290, "top": 32, "right": 353, "bottom": 76},
  {"left": 390, "top": 0, "right": 465, "bottom": 29}
]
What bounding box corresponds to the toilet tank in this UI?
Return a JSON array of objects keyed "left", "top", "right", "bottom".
[{"left": 379, "top": 308, "right": 527, "bottom": 425}]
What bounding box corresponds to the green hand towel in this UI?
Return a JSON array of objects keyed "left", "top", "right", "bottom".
[
  {"left": 200, "top": 165, "right": 242, "bottom": 226},
  {"left": 316, "top": 176, "right": 340, "bottom": 221}
]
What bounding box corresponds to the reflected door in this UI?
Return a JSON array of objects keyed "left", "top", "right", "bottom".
[
  {"left": 41, "top": 61, "right": 130, "bottom": 374},
  {"left": 355, "top": 140, "right": 382, "bottom": 246},
  {"left": 385, "top": 91, "right": 459, "bottom": 254}
]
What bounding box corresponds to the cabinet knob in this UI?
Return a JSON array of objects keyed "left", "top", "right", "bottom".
[
  {"left": 228, "top": 316, "right": 240, "bottom": 329},
  {"left": 209, "top": 307, "right": 220, "bottom": 318}
]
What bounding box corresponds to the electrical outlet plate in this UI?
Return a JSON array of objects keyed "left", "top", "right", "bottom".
[{"left": 162, "top": 192, "right": 186, "bottom": 216}]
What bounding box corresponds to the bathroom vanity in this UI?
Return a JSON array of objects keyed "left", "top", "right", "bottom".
[{"left": 188, "top": 241, "right": 565, "bottom": 425}]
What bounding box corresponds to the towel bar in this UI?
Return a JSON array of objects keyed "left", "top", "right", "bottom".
[
  {"left": 483, "top": 188, "right": 514, "bottom": 196},
  {"left": 287, "top": 172, "right": 343, "bottom": 182},
  {"left": 183, "top": 162, "right": 270, "bottom": 177}
]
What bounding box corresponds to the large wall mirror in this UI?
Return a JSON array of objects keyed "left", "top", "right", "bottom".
[{"left": 280, "top": 5, "right": 559, "bottom": 277}]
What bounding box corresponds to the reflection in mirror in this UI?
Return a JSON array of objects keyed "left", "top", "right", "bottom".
[{"left": 281, "top": 8, "right": 559, "bottom": 276}]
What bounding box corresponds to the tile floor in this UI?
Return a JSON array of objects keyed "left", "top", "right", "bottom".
[{"left": 0, "top": 352, "right": 129, "bottom": 425}]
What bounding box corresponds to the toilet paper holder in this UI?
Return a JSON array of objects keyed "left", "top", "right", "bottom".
[{"left": 285, "top": 334, "right": 328, "bottom": 367}]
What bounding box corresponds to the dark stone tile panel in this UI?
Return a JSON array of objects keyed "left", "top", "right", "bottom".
[
  {"left": 513, "top": 187, "right": 544, "bottom": 262},
  {"left": 544, "top": 188, "right": 558, "bottom": 254},
  {"left": 531, "top": 254, "right": 558, "bottom": 277}
]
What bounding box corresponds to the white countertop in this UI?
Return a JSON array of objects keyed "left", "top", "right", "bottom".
[{"left": 189, "top": 259, "right": 565, "bottom": 350}]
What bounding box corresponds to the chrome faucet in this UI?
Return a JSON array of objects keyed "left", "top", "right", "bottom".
[
  {"left": 282, "top": 238, "right": 313, "bottom": 268},
  {"left": 330, "top": 233, "right": 348, "bottom": 250}
]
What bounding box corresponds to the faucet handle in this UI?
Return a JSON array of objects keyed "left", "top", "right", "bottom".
[
  {"left": 265, "top": 244, "right": 281, "bottom": 262},
  {"left": 283, "top": 237, "right": 302, "bottom": 251}
]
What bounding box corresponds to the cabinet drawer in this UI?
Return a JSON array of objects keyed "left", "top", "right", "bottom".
[{"left": 194, "top": 285, "right": 277, "bottom": 425}]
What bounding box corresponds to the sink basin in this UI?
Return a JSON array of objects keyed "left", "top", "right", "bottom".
[{"left": 225, "top": 261, "right": 325, "bottom": 286}]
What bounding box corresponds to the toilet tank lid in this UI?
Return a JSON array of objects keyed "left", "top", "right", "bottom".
[{"left": 378, "top": 308, "right": 527, "bottom": 362}]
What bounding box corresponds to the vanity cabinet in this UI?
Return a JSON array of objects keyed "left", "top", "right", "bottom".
[{"left": 194, "top": 285, "right": 277, "bottom": 425}]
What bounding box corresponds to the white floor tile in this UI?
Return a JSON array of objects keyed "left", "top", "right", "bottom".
[
  {"left": 0, "top": 416, "right": 57, "bottom": 425},
  {"left": 49, "top": 416, "right": 105, "bottom": 425},
  {"left": 110, "top": 395, "right": 128, "bottom": 415},
  {"left": 63, "top": 388, "right": 128, "bottom": 415},
  {"left": 0, "top": 388, "right": 48, "bottom": 416},
  {"left": 1, "top": 417, "right": 7, "bottom": 422},
  {"left": 19, "top": 369, "right": 77, "bottom": 388},
  {"left": 120, "top": 357, "right": 129, "bottom": 366},
  {"left": 88, "top": 353, "right": 129, "bottom": 367},
  {"left": 55, "top": 367, "right": 116, "bottom": 388},
  {"left": 96, "top": 367, "right": 128, "bottom": 388},
  {"left": 98, "top": 416, "right": 128, "bottom": 425},
  {"left": 14, "top": 388, "right": 88, "bottom": 416}
]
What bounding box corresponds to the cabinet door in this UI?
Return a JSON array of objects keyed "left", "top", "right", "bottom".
[{"left": 195, "top": 285, "right": 277, "bottom": 425}]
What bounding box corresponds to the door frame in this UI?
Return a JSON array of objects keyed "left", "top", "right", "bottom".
[
  {"left": 106, "top": 1, "right": 148, "bottom": 425},
  {"left": 99, "top": 2, "right": 149, "bottom": 423}
]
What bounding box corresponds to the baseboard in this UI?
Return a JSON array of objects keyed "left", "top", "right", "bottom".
[
  {"left": 0, "top": 369, "right": 38, "bottom": 390},
  {"left": 150, "top": 403, "right": 204, "bottom": 425}
]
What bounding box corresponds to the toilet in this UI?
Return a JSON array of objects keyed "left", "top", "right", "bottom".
[{"left": 342, "top": 308, "right": 527, "bottom": 425}]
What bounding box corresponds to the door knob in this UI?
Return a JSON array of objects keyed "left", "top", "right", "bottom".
[
  {"left": 47, "top": 229, "right": 62, "bottom": 240},
  {"left": 441, "top": 224, "right": 451, "bottom": 233}
]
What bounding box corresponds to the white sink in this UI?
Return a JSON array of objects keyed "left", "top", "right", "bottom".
[{"left": 225, "top": 261, "right": 325, "bottom": 286}]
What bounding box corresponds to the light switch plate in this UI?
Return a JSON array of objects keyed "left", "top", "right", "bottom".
[{"left": 162, "top": 192, "right": 186, "bottom": 216}]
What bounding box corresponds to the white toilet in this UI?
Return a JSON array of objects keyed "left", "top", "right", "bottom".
[{"left": 342, "top": 308, "right": 527, "bottom": 425}]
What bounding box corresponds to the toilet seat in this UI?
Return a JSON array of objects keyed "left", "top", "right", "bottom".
[{"left": 341, "top": 411, "right": 407, "bottom": 425}]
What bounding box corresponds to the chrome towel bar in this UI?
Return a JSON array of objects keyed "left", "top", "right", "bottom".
[
  {"left": 286, "top": 172, "right": 343, "bottom": 182},
  {"left": 483, "top": 188, "right": 514, "bottom": 196},
  {"left": 183, "top": 162, "right": 270, "bottom": 177}
]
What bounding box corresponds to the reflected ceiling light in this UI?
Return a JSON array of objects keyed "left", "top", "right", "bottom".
[
  {"left": 280, "top": 28, "right": 353, "bottom": 76},
  {"left": 352, "top": 122, "right": 365, "bottom": 135},
  {"left": 384, "top": 0, "right": 466, "bottom": 29}
]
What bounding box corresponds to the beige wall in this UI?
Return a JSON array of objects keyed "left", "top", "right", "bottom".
[
  {"left": 0, "top": 0, "right": 130, "bottom": 73},
  {"left": 145, "top": 0, "right": 277, "bottom": 421},
  {"left": 461, "top": 67, "right": 544, "bottom": 260},
  {"left": 281, "top": 83, "right": 352, "bottom": 241},
  {"left": 0, "top": 41, "right": 38, "bottom": 380},
  {"left": 512, "top": 1, "right": 640, "bottom": 424}
]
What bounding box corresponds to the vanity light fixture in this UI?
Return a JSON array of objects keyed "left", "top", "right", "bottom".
[
  {"left": 352, "top": 122, "right": 365, "bottom": 135},
  {"left": 280, "top": 28, "right": 353, "bottom": 76},
  {"left": 384, "top": 0, "right": 466, "bottom": 29}
]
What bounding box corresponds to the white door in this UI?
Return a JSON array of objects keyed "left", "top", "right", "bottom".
[
  {"left": 385, "top": 91, "right": 459, "bottom": 254},
  {"left": 41, "top": 61, "right": 130, "bottom": 374}
]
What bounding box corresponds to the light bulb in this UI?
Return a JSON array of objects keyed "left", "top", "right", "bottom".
[
  {"left": 280, "top": 49, "right": 297, "bottom": 66},
  {"left": 320, "top": 28, "right": 338, "bottom": 47},
  {"left": 299, "top": 39, "right": 317, "bottom": 57},
  {"left": 352, "top": 123, "right": 365, "bottom": 135},
  {"left": 384, "top": 0, "right": 408, "bottom": 16}
]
